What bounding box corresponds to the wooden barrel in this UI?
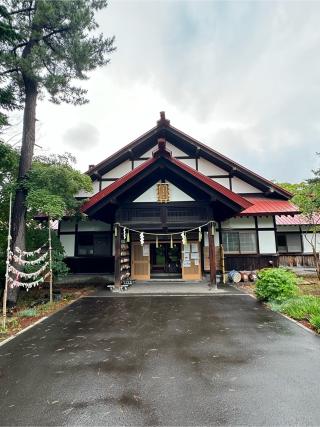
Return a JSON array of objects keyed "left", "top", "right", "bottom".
[
  {"left": 241, "top": 272, "right": 248, "bottom": 282},
  {"left": 228, "top": 270, "right": 241, "bottom": 283}
]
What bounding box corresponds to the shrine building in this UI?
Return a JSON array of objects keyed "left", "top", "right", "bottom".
[{"left": 58, "top": 112, "right": 308, "bottom": 286}]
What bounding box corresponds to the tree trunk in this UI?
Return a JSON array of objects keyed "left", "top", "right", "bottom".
[{"left": 7, "top": 76, "right": 38, "bottom": 306}]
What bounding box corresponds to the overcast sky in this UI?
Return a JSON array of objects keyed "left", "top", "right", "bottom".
[{"left": 7, "top": 0, "right": 320, "bottom": 182}]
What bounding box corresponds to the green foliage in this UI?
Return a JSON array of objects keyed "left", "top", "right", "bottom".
[
  {"left": 255, "top": 268, "right": 299, "bottom": 303},
  {"left": 310, "top": 314, "right": 320, "bottom": 332},
  {"left": 0, "top": 0, "right": 115, "bottom": 107},
  {"left": 279, "top": 296, "right": 320, "bottom": 320},
  {"left": 27, "top": 189, "right": 66, "bottom": 219},
  {"left": 26, "top": 154, "right": 92, "bottom": 217},
  {"left": 17, "top": 308, "right": 38, "bottom": 318}
]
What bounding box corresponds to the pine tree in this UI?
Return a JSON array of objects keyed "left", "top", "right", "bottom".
[{"left": 0, "top": 0, "right": 115, "bottom": 304}]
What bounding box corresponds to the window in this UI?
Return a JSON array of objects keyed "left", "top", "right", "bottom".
[
  {"left": 222, "top": 230, "right": 257, "bottom": 254},
  {"left": 276, "top": 233, "right": 302, "bottom": 253},
  {"left": 77, "top": 232, "right": 112, "bottom": 256}
]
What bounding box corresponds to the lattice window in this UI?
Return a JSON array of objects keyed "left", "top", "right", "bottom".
[{"left": 157, "top": 183, "right": 170, "bottom": 203}]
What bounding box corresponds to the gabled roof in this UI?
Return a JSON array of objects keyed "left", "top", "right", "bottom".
[
  {"left": 86, "top": 112, "right": 292, "bottom": 200},
  {"left": 81, "top": 139, "right": 252, "bottom": 215}
]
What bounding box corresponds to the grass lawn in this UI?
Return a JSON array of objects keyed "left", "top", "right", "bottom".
[
  {"left": 0, "top": 285, "right": 94, "bottom": 342},
  {"left": 235, "top": 275, "right": 320, "bottom": 333}
]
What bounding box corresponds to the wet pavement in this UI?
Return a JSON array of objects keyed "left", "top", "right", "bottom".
[{"left": 1, "top": 295, "right": 320, "bottom": 426}]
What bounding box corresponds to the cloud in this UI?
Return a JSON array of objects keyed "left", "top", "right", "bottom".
[
  {"left": 6, "top": 1, "right": 320, "bottom": 182},
  {"left": 63, "top": 122, "right": 100, "bottom": 150}
]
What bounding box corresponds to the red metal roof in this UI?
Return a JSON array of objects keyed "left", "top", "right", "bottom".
[
  {"left": 81, "top": 143, "right": 252, "bottom": 213},
  {"left": 240, "top": 197, "right": 299, "bottom": 216},
  {"left": 276, "top": 214, "right": 320, "bottom": 226},
  {"left": 81, "top": 157, "right": 156, "bottom": 212}
]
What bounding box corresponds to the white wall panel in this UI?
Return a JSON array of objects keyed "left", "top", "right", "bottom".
[
  {"left": 60, "top": 235, "right": 75, "bottom": 257},
  {"left": 133, "top": 181, "right": 194, "bottom": 202},
  {"left": 257, "top": 216, "right": 274, "bottom": 228},
  {"left": 102, "top": 160, "right": 132, "bottom": 178},
  {"left": 60, "top": 220, "right": 76, "bottom": 232},
  {"left": 232, "top": 177, "right": 262, "bottom": 193},
  {"left": 222, "top": 217, "right": 255, "bottom": 229},
  {"left": 303, "top": 233, "right": 320, "bottom": 253},
  {"left": 178, "top": 158, "right": 196, "bottom": 169},
  {"left": 142, "top": 142, "right": 187, "bottom": 157},
  {"left": 101, "top": 180, "right": 116, "bottom": 190},
  {"left": 76, "top": 180, "right": 100, "bottom": 197},
  {"left": 258, "top": 230, "right": 277, "bottom": 254},
  {"left": 198, "top": 158, "right": 228, "bottom": 176},
  {"left": 212, "top": 177, "right": 230, "bottom": 189},
  {"left": 133, "top": 160, "right": 147, "bottom": 168}
]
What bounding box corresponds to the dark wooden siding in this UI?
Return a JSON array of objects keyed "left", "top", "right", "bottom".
[{"left": 224, "top": 254, "right": 279, "bottom": 271}]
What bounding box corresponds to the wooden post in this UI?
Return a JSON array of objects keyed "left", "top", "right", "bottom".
[
  {"left": 208, "top": 222, "right": 217, "bottom": 288},
  {"left": 220, "top": 244, "right": 225, "bottom": 284},
  {"left": 114, "top": 223, "right": 121, "bottom": 289},
  {"left": 2, "top": 193, "right": 12, "bottom": 329},
  {"left": 48, "top": 217, "right": 53, "bottom": 303}
]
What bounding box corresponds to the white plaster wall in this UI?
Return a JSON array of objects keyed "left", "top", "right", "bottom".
[
  {"left": 142, "top": 141, "right": 187, "bottom": 157},
  {"left": 133, "top": 160, "right": 147, "bottom": 168},
  {"left": 198, "top": 158, "right": 228, "bottom": 176},
  {"left": 78, "top": 220, "right": 111, "bottom": 232},
  {"left": 76, "top": 180, "right": 100, "bottom": 197},
  {"left": 178, "top": 158, "right": 196, "bottom": 169},
  {"left": 303, "top": 233, "right": 320, "bottom": 253},
  {"left": 102, "top": 160, "right": 132, "bottom": 178},
  {"left": 60, "top": 219, "right": 76, "bottom": 232},
  {"left": 170, "top": 183, "right": 194, "bottom": 201},
  {"left": 222, "top": 217, "right": 255, "bottom": 229},
  {"left": 257, "top": 216, "right": 274, "bottom": 228},
  {"left": 133, "top": 181, "right": 194, "bottom": 202},
  {"left": 258, "top": 230, "right": 277, "bottom": 253},
  {"left": 232, "top": 177, "right": 262, "bottom": 193},
  {"left": 212, "top": 177, "right": 230, "bottom": 189},
  {"left": 101, "top": 180, "right": 116, "bottom": 190},
  {"left": 60, "top": 235, "right": 75, "bottom": 257}
]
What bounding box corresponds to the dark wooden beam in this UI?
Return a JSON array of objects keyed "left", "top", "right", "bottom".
[{"left": 208, "top": 223, "right": 216, "bottom": 287}]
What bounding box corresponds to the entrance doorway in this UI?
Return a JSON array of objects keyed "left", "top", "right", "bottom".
[{"left": 150, "top": 243, "right": 182, "bottom": 279}]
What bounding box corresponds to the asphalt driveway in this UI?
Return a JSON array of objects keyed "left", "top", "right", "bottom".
[{"left": 1, "top": 294, "right": 320, "bottom": 426}]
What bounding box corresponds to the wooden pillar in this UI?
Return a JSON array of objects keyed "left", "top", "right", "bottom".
[
  {"left": 114, "top": 223, "right": 121, "bottom": 289},
  {"left": 208, "top": 222, "right": 217, "bottom": 287}
]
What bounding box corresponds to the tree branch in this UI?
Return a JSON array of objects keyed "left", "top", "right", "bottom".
[
  {"left": 10, "top": 7, "right": 35, "bottom": 15},
  {"left": 42, "top": 26, "right": 71, "bottom": 41},
  {"left": 0, "top": 68, "right": 19, "bottom": 76}
]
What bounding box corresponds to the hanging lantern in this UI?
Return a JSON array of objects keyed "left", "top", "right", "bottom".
[
  {"left": 123, "top": 227, "right": 127, "bottom": 240},
  {"left": 140, "top": 232, "right": 144, "bottom": 246},
  {"left": 211, "top": 222, "right": 215, "bottom": 236},
  {"left": 198, "top": 227, "right": 202, "bottom": 242},
  {"left": 156, "top": 235, "right": 159, "bottom": 248},
  {"left": 126, "top": 230, "right": 130, "bottom": 243},
  {"left": 170, "top": 235, "right": 173, "bottom": 249}
]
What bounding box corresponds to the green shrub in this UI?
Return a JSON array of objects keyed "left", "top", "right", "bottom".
[
  {"left": 17, "top": 308, "right": 39, "bottom": 318},
  {"left": 255, "top": 268, "right": 299, "bottom": 303},
  {"left": 280, "top": 296, "right": 320, "bottom": 320},
  {"left": 310, "top": 314, "right": 320, "bottom": 332}
]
